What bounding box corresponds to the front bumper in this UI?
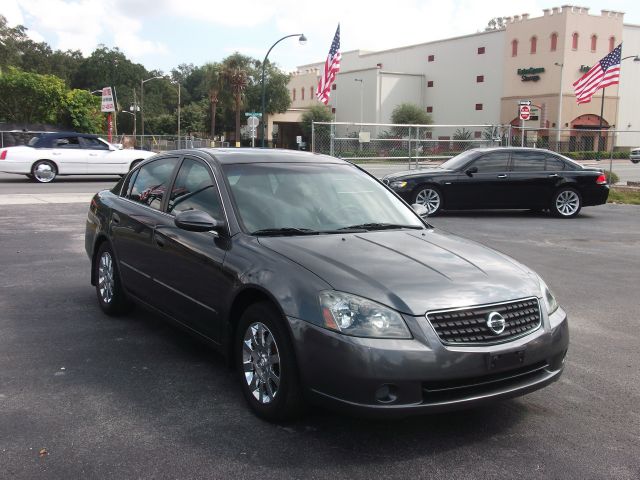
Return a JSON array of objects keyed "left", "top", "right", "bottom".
[{"left": 287, "top": 306, "right": 568, "bottom": 417}]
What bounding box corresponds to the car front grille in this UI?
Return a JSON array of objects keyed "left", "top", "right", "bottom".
[{"left": 426, "top": 297, "right": 541, "bottom": 345}]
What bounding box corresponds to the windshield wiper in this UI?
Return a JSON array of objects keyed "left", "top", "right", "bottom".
[
  {"left": 251, "top": 227, "right": 320, "bottom": 236},
  {"left": 338, "top": 223, "right": 424, "bottom": 231}
]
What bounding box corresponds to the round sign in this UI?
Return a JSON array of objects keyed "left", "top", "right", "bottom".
[
  {"left": 519, "top": 105, "right": 531, "bottom": 121},
  {"left": 247, "top": 116, "right": 260, "bottom": 127}
]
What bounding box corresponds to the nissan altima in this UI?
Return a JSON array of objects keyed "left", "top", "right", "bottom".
[{"left": 85, "top": 148, "right": 569, "bottom": 421}]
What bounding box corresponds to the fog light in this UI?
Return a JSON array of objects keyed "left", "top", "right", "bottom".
[{"left": 375, "top": 384, "right": 398, "bottom": 404}]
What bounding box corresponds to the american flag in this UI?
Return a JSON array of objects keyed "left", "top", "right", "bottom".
[
  {"left": 316, "top": 24, "right": 341, "bottom": 105},
  {"left": 573, "top": 44, "right": 622, "bottom": 104}
]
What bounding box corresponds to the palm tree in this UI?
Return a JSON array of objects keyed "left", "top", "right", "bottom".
[
  {"left": 225, "top": 65, "right": 247, "bottom": 146},
  {"left": 201, "top": 62, "right": 223, "bottom": 138}
]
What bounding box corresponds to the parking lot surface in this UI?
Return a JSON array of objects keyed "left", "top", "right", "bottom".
[{"left": 1, "top": 200, "right": 639, "bottom": 479}]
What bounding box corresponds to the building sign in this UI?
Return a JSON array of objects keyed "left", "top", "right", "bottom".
[
  {"left": 100, "top": 87, "right": 116, "bottom": 112},
  {"left": 517, "top": 67, "right": 545, "bottom": 82}
]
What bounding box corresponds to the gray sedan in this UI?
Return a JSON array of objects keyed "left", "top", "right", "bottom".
[{"left": 85, "top": 148, "right": 569, "bottom": 421}]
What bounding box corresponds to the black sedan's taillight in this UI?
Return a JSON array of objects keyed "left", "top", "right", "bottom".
[{"left": 596, "top": 174, "right": 607, "bottom": 185}]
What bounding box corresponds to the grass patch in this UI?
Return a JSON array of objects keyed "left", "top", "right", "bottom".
[{"left": 608, "top": 188, "right": 640, "bottom": 205}]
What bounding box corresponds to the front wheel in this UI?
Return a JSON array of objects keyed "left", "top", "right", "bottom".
[
  {"left": 551, "top": 187, "right": 582, "bottom": 218},
  {"left": 31, "top": 160, "right": 57, "bottom": 183},
  {"left": 632, "top": 159, "right": 640, "bottom": 164},
  {"left": 236, "top": 302, "right": 304, "bottom": 422},
  {"left": 412, "top": 185, "right": 443, "bottom": 215}
]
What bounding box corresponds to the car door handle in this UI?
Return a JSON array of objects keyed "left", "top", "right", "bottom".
[
  {"left": 52, "top": 152, "right": 61, "bottom": 155},
  {"left": 89, "top": 153, "right": 98, "bottom": 156},
  {"left": 548, "top": 174, "right": 559, "bottom": 178},
  {"left": 155, "top": 236, "right": 165, "bottom": 248},
  {"left": 497, "top": 174, "right": 508, "bottom": 178},
  {"left": 112, "top": 213, "right": 120, "bottom": 224}
]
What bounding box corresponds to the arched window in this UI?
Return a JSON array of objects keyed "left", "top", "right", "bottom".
[
  {"left": 550, "top": 32, "right": 558, "bottom": 52},
  {"left": 511, "top": 39, "right": 518, "bottom": 57},
  {"left": 530, "top": 36, "right": 537, "bottom": 54},
  {"left": 609, "top": 36, "right": 616, "bottom": 52},
  {"left": 572, "top": 32, "right": 579, "bottom": 50},
  {"left": 301, "top": 87, "right": 305, "bottom": 100},
  {"left": 292, "top": 88, "right": 296, "bottom": 101},
  {"left": 591, "top": 35, "right": 597, "bottom": 52}
]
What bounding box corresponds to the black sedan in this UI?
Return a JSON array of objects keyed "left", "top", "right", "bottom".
[
  {"left": 85, "top": 148, "right": 568, "bottom": 421},
  {"left": 383, "top": 147, "right": 609, "bottom": 218}
]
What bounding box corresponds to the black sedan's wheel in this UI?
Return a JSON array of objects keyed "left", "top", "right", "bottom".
[
  {"left": 236, "top": 302, "right": 304, "bottom": 422},
  {"left": 412, "top": 185, "right": 442, "bottom": 215},
  {"left": 94, "top": 242, "right": 132, "bottom": 315},
  {"left": 31, "top": 160, "right": 57, "bottom": 183},
  {"left": 551, "top": 187, "right": 582, "bottom": 218}
]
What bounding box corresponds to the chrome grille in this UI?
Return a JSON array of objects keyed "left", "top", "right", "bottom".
[{"left": 426, "top": 297, "right": 541, "bottom": 345}]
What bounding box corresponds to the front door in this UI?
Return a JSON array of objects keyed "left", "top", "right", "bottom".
[
  {"left": 446, "top": 151, "right": 511, "bottom": 209},
  {"left": 80, "top": 137, "right": 114, "bottom": 174},
  {"left": 150, "top": 156, "right": 231, "bottom": 343}
]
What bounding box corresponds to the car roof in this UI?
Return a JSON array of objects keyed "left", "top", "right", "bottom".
[
  {"left": 467, "top": 147, "right": 559, "bottom": 154},
  {"left": 200, "top": 148, "right": 347, "bottom": 165},
  {"left": 37, "top": 132, "right": 100, "bottom": 140}
]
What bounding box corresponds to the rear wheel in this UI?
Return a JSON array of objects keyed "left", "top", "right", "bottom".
[
  {"left": 550, "top": 187, "right": 582, "bottom": 218},
  {"left": 94, "top": 242, "right": 133, "bottom": 315},
  {"left": 235, "top": 302, "right": 304, "bottom": 422},
  {"left": 412, "top": 185, "right": 442, "bottom": 215},
  {"left": 31, "top": 160, "right": 57, "bottom": 183}
]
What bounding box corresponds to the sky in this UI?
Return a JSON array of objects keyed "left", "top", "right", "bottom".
[{"left": 2, "top": 0, "right": 640, "bottom": 74}]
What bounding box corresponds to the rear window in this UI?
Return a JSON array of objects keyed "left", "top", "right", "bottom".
[{"left": 126, "top": 157, "right": 178, "bottom": 210}]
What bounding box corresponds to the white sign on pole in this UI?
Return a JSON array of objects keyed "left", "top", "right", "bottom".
[
  {"left": 296, "top": 135, "right": 302, "bottom": 144},
  {"left": 101, "top": 87, "right": 115, "bottom": 112},
  {"left": 247, "top": 116, "right": 260, "bottom": 128}
]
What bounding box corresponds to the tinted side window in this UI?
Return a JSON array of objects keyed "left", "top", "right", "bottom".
[
  {"left": 55, "top": 137, "right": 80, "bottom": 148},
  {"left": 545, "top": 156, "right": 566, "bottom": 171},
  {"left": 127, "top": 157, "right": 178, "bottom": 210},
  {"left": 511, "top": 151, "right": 546, "bottom": 171},
  {"left": 168, "top": 158, "right": 223, "bottom": 219},
  {"left": 471, "top": 153, "right": 509, "bottom": 172},
  {"left": 80, "top": 137, "right": 109, "bottom": 150}
]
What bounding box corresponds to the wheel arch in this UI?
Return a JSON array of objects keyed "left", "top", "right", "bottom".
[
  {"left": 32, "top": 158, "right": 59, "bottom": 173},
  {"left": 90, "top": 234, "right": 110, "bottom": 286}
]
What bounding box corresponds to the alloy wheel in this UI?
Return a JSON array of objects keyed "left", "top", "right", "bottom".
[
  {"left": 415, "top": 188, "right": 441, "bottom": 214},
  {"left": 33, "top": 162, "right": 56, "bottom": 183},
  {"left": 555, "top": 190, "right": 580, "bottom": 216},
  {"left": 97, "top": 251, "right": 115, "bottom": 304},
  {"left": 242, "top": 322, "right": 281, "bottom": 404}
]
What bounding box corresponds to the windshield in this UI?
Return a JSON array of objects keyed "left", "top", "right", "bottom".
[
  {"left": 438, "top": 149, "right": 479, "bottom": 171},
  {"left": 223, "top": 163, "right": 424, "bottom": 234}
]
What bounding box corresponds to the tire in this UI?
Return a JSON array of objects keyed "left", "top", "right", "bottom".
[
  {"left": 632, "top": 159, "right": 640, "bottom": 164},
  {"left": 31, "top": 160, "right": 57, "bottom": 183},
  {"left": 235, "top": 302, "right": 304, "bottom": 422},
  {"left": 94, "top": 242, "right": 133, "bottom": 316},
  {"left": 550, "top": 187, "right": 582, "bottom": 218},
  {"left": 411, "top": 185, "right": 443, "bottom": 216}
]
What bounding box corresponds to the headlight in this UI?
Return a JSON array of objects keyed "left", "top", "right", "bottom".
[
  {"left": 538, "top": 276, "right": 559, "bottom": 315},
  {"left": 319, "top": 291, "right": 412, "bottom": 338},
  {"left": 389, "top": 180, "right": 407, "bottom": 189}
]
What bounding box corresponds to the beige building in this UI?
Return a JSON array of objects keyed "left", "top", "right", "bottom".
[{"left": 271, "top": 5, "right": 640, "bottom": 150}]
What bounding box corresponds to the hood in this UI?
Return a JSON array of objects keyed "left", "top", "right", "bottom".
[
  {"left": 259, "top": 230, "right": 540, "bottom": 316},
  {"left": 384, "top": 167, "right": 453, "bottom": 181}
]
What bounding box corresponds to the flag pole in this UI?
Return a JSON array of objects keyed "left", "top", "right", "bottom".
[{"left": 597, "top": 87, "right": 605, "bottom": 159}]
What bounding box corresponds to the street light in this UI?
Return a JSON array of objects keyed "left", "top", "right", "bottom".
[
  {"left": 140, "top": 75, "right": 163, "bottom": 138},
  {"left": 121, "top": 110, "right": 136, "bottom": 136},
  {"left": 171, "top": 80, "right": 181, "bottom": 149},
  {"left": 260, "top": 33, "right": 307, "bottom": 147},
  {"left": 554, "top": 62, "right": 564, "bottom": 148}
]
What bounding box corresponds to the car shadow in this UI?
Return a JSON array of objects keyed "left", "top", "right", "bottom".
[
  {"left": 434, "top": 209, "right": 596, "bottom": 220},
  {"left": 0, "top": 176, "right": 120, "bottom": 184}
]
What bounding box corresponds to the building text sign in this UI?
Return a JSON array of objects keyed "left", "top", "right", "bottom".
[{"left": 517, "top": 67, "right": 545, "bottom": 82}]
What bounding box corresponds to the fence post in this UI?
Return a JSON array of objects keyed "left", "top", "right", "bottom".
[
  {"left": 415, "top": 126, "right": 419, "bottom": 169},
  {"left": 407, "top": 126, "right": 412, "bottom": 170},
  {"left": 330, "top": 123, "right": 335, "bottom": 157},
  {"left": 311, "top": 121, "right": 315, "bottom": 153},
  {"left": 1, "top": 131, "right": 3, "bottom": 148},
  {"left": 507, "top": 125, "right": 512, "bottom": 147}
]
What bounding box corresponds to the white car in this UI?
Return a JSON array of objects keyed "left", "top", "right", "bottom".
[
  {"left": 631, "top": 148, "right": 640, "bottom": 164},
  {"left": 0, "top": 132, "right": 155, "bottom": 183}
]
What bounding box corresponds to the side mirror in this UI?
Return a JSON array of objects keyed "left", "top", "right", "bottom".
[
  {"left": 465, "top": 166, "right": 478, "bottom": 176},
  {"left": 108, "top": 144, "right": 117, "bottom": 151},
  {"left": 174, "top": 209, "right": 226, "bottom": 234},
  {"left": 411, "top": 203, "right": 429, "bottom": 218}
]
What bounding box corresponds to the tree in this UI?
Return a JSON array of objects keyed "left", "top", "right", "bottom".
[
  {"left": 301, "top": 104, "right": 333, "bottom": 140},
  {"left": 0, "top": 67, "right": 66, "bottom": 124},
  {"left": 485, "top": 17, "right": 507, "bottom": 31},
  {"left": 60, "top": 89, "right": 102, "bottom": 133},
  {"left": 180, "top": 100, "right": 207, "bottom": 135},
  {"left": 200, "top": 62, "right": 224, "bottom": 137},
  {"left": 453, "top": 128, "right": 473, "bottom": 151},
  {"left": 390, "top": 103, "right": 433, "bottom": 126}
]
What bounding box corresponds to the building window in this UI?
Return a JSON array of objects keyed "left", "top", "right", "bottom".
[
  {"left": 530, "top": 36, "right": 537, "bottom": 54},
  {"left": 292, "top": 89, "right": 296, "bottom": 101},
  {"left": 550, "top": 32, "right": 558, "bottom": 51},
  {"left": 609, "top": 36, "right": 615, "bottom": 52},
  {"left": 426, "top": 106, "right": 433, "bottom": 113},
  {"left": 477, "top": 46, "right": 485, "bottom": 54},
  {"left": 301, "top": 87, "right": 305, "bottom": 100},
  {"left": 572, "top": 32, "right": 579, "bottom": 50},
  {"left": 474, "top": 131, "right": 482, "bottom": 139},
  {"left": 428, "top": 54, "right": 435, "bottom": 62},
  {"left": 591, "top": 35, "right": 597, "bottom": 52},
  {"left": 427, "top": 80, "right": 434, "bottom": 87},
  {"left": 475, "top": 103, "right": 483, "bottom": 111},
  {"left": 476, "top": 75, "right": 484, "bottom": 83},
  {"left": 511, "top": 39, "right": 518, "bottom": 57}
]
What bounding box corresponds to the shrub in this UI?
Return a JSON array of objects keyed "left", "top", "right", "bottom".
[{"left": 604, "top": 170, "right": 619, "bottom": 185}]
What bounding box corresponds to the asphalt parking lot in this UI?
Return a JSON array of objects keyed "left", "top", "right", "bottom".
[{"left": 1, "top": 194, "right": 639, "bottom": 478}]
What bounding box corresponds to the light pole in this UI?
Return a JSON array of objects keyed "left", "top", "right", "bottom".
[
  {"left": 171, "top": 80, "right": 181, "bottom": 148},
  {"left": 140, "top": 75, "right": 162, "bottom": 139},
  {"left": 554, "top": 62, "right": 564, "bottom": 149},
  {"left": 121, "top": 110, "right": 136, "bottom": 136},
  {"left": 261, "top": 33, "right": 307, "bottom": 147}
]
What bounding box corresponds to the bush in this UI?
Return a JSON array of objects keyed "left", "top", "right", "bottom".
[{"left": 605, "top": 170, "right": 619, "bottom": 185}]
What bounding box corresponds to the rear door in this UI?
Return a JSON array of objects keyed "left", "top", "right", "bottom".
[
  {"left": 110, "top": 156, "right": 180, "bottom": 303},
  {"left": 506, "top": 151, "right": 550, "bottom": 208},
  {"left": 150, "top": 156, "right": 231, "bottom": 342},
  {"left": 52, "top": 136, "right": 87, "bottom": 174}
]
